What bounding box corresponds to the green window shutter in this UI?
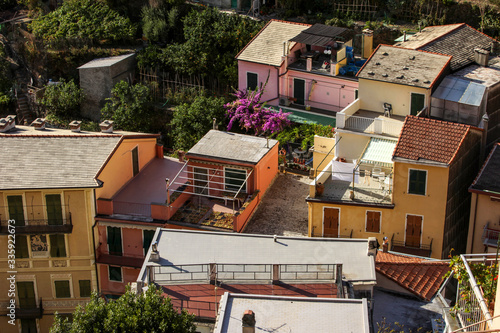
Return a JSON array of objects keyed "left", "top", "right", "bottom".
[
  {"left": 17, "top": 282, "right": 36, "bottom": 309},
  {"left": 409, "top": 170, "right": 426, "bottom": 195},
  {"left": 15, "top": 235, "right": 29, "bottom": 259},
  {"left": 46, "top": 194, "right": 63, "bottom": 225},
  {"left": 21, "top": 319, "right": 37, "bottom": 333},
  {"left": 50, "top": 234, "right": 66, "bottom": 257},
  {"left": 54, "top": 280, "right": 71, "bottom": 298},
  {"left": 107, "top": 226, "right": 122, "bottom": 255},
  {"left": 79, "top": 280, "right": 91, "bottom": 298},
  {"left": 247, "top": 72, "right": 258, "bottom": 91},
  {"left": 8, "top": 196, "right": 25, "bottom": 226},
  {"left": 143, "top": 230, "right": 155, "bottom": 252}
]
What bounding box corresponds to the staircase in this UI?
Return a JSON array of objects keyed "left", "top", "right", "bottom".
[{"left": 16, "top": 92, "right": 32, "bottom": 124}]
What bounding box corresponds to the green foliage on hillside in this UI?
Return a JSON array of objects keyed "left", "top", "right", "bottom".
[
  {"left": 39, "top": 79, "right": 83, "bottom": 118},
  {"left": 30, "top": 0, "right": 136, "bottom": 45},
  {"left": 138, "top": 7, "right": 264, "bottom": 89},
  {"left": 0, "top": 44, "right": 13, "bottom": 108},
  {"left": 101, "top": 81, "right": 160, "bottom": 133},
  {"left": 171, "top": 94, "right": 227, "bottom": 150},
  {"left": 50, "top": 285, "right": 196, "bottom": 333}
]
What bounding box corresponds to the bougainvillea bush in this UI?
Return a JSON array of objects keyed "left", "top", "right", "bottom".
[{"left": 224, "top": 87, "right": 291, "bottom": 135}]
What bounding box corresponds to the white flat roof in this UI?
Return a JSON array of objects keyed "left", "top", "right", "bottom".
[
  {"left": 214, "top": 293, "right": 370, "bottom": 333},
  {"left": 139, "top": 229, "right": 376, "bottom": 283}
]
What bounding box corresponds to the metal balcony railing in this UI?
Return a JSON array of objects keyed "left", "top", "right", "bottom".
[
  {"left": 482, "top": 226, "right": 500, "bottom": 248},
  {"left": 390, "top": 234, "right": 433, "bottom": 257},
  {"left": 16, "top": 298, "right": 43, "bottom": 319},
  {"left": 0, "top": 213, "right": 72, "bottom": 234},
  {"left": 96, "top": 246, "right": 145, "bottom": 269}
]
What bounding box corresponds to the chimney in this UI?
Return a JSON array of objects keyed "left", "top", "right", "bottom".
[
  {"left": 474, "top": 48, "right": 489, "bottom": 67},
  {"left": 242, "top": 310, "right": 256, "bottom": 333},
  {"left": 367, "top": 237, "right": 378, "bottom": 257},
  {"left": 362, "top": 29, "right": 373, "bottom": 59},
  {"left": 31, "top": 118, "right": 46, "bottom": 130},
  {"left": 306, "top": 57, "right": 312, "bottom": 71},
  {"left": 69, "top": 120, "right": 82, "bottom": 132},
  {"left": 0, "top": 115, "right": 16, "bottom": 132},
  {"left": 99, "top": 120, "right": 114, "bottom": 133}
]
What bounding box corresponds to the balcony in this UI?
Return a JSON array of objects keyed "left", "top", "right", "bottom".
[
  {"left": 96, "top": 246, "right": 145, "bottom": 269},
  {"left": 16, "top": 298, "right": 43, "bottom": 319},
  {"left": 482, "top": 225, "right": 500, "bottom": 248},
  {"left": 336, "top": 100, "right": 404, "bottom": 137},
  {"left": 0, "top": 210, "right": 72, "bottom": 234},
  {"left": 440, "top": 254, "right": 496, "bottom": 332},
  {"left": 390, "top": 234, "right": 433, "bottom": 258}
]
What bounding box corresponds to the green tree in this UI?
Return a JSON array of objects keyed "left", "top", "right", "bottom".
[
  {"left": 101, "top": 81, "right": 159, "bottom": 133},
  {"left": 50, "top": 285, "right": 196, "bottom": 333},
  {"left": 0, "top": 43, "right": 13, "bottom": 110},
  {"left": 171, "top": 94, "right": 227, "bottom": 150},
  {"left": 39, "top": 79, "right": 83, "bottom": 119},
  {"left": 30, "top": 0, "right": 136, "bottom": 45}
]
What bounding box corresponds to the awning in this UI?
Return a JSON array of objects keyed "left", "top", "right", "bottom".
[
  {"left": 270, "top": 106, "right": 336, "bottom": 126},
  {"left": 359, "top": 137, "right": 397, "bottom": 168}
]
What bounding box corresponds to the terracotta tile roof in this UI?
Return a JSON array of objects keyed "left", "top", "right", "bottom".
[
  {"left": 470, "top": 143, "right": 500, "bottom": 195},
  {"left": 376, "top": 252, "right": 449, "bottom": 301},
  {"left": 393, "top": 116, "right": 471, "bottom": 165},
  {"left": 162, "top": 283, "right": 338, "bottom": 319}
]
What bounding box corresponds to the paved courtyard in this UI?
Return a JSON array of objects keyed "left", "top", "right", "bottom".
[{"left": 244, "top": 173, "right": 311, "bottom": 236}]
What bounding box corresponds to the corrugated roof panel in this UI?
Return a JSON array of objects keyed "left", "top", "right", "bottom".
[{"left": 361, "top": 137, "right": 397, "bottom": 165}]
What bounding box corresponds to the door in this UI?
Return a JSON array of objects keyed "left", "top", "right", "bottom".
[
  {"left": 410, "top": 93, "right": 425, "bottom": 115},
  {"left": 405, "top": 215, "right": 422, "bottom": 248},
  {"left": 17, "top": 281, "right": 36, "bottom": 309},
  {"left": 324, "top": 208, "right": 339, "bottom": 237},
  {"left": 193, "top": 167, "right": 208, "bottom": 195},
  {"left": 231, "top": 0, "right": 237, "bottom": 9},
  {"left": 293, "top": 78, "right": 305, "bottom": 105}
]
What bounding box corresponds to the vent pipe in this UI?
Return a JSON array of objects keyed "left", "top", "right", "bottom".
[
  {"left": 31, "top": 118, "right": 46, "bottom": 130},
  {"left": 69, "top": 120, "right": 82, "bottom": 132}
]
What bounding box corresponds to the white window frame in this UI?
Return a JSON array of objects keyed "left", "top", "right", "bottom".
[
  {"left": 108, "top": 265, "right": 123, "bottom": 283},
  {"left": 246, "top": 71, "right": 259, "bottom": 91},
  {"left": 365, "top": 210, "right": 382, "bottom": 234},
  {"left": 404, "top": 213, "right": 424, "bottom": 247},
  {"left": 407, "top": 168, "right": 428, "bottom": 196},
  {"left": 322, "top": 206, "right": 340, "bottom": 237},
  {"left": 224, "top": 167, "right": 247, "bottom": 193}
]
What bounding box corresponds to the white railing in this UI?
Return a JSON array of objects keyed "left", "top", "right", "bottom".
[
  {"left": 336, "top": 99, "right": 360, "bottom": 128},
  {"left": 345, "top": 115, "right": 375, "bottom": 133}
]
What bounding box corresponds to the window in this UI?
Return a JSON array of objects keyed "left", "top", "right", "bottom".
[
  {"left": 132, "top": 147, "right": 139, "bottom": 177},
  {"left": 17, "top": 281, "right": 36, "bottom": 309},
  {"left": 193, "top": 167, "right": 208, "bottom": 195},
  {"left": 366, "top": 211, "right": 381, "bottom": 233},
  {"left": 46, "top": 194, "right": 63, "bottom": 225},
  {"left": 410, "top": 93, "right": 425, "bottom": 116},
  {"left": 109, "top": 266, "right": 122, "bottom": 282},
  {"left": 246, "top": 72, "right": 258, "bottom": 91},
  {"left": 107, "top": 226, "right": 122, "bottom": 256},
  {"left": 143, "top": 230, "right": 155, "bottom": 255},
  {"left": 355, "top": 89, "right": 359, "bottom": 99},
  {"left": 225, "top": 168, "right": 246, "bottom": 192},
  {"left": 16, "top": 235, "right": 29, "bottom": 259},
  {"left": 408, "top": 169, "right": 427, "bottom": 195},
  {"left": 54, "top": 280, "right": 71, "bottom": 298},
  {"left": 50, "top": 234, "right": 66, "bottom": 257},
  {"left": 8, "top": 195, "right": 25, "bottom": 226},
  {"left": 79, "top": 280, "right": 91, "bottom": 298},
  {"left": 21, "top": 319, "right": 37, "bottom": 333}
]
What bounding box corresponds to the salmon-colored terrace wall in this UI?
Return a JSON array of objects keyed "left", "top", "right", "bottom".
[
  {"left": 238, "top": 60, "right": 279, "bottom": 104},
  {"left": 96, "top": 137, "right": 158, "bottom": 199},
  {"left": 99, "top": 264, "right": 139, "bottom": 295},
  {"left": 255, "top": 144, "right": 279, "bottom": 193}
]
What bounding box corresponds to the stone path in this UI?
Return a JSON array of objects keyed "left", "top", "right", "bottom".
[{"left": 244, "top": 173, "right": 311, "bottom": 236}]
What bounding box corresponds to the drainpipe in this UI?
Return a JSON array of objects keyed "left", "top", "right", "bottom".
[
  {"left": 92, "top": 189, "right": 100, "bottom": 294},
  {"left": 469, "top": 193, "right": 478, "bottom": 253},
  {"left": 480, "top": 113, "right": 489, "bottom": 164}
]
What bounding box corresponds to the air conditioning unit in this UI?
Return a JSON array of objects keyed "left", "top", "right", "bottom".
[{"left": 280, "top": 98, "right": 291, "bottom": 106}]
